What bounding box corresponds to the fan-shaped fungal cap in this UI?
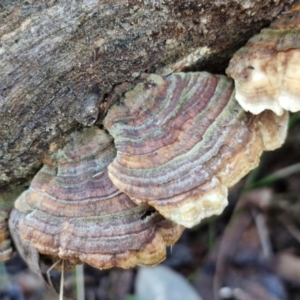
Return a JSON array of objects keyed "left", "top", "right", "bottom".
[
  {"left": 104, "top": 72, "right": 288, "bottom": 228},
  {"left": 0, "top": 211, "right": 12, "bottom": 261},
  {"left": 14, "top": 127, "right": 183, "bottom": 270},
  {"left": 226, "top": 10, "right": 300, "bottom": 115}
]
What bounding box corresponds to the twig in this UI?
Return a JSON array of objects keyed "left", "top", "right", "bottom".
[
  {"left": 75, "top": 264, "right": 85, "bottom": 300},
  {"left": 47, "top": 260, "right": 61, "bottom": 290},
  {"left": 60, "top": 260, "right": 64, "bottom": 300},
  {"left": 252, "top": 210, "right": 272, "bottom": 258},
  {"left": 280, "top": 217, "right": 300, "bottom": 244}
]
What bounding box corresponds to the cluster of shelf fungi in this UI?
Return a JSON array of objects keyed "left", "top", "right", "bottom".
[{"left": 1, "top": 6, "right": 300, "bottom": 292}]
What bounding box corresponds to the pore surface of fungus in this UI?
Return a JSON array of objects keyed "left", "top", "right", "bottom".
[
  {"left": 14, "top": 127, "right": 183, "bottom": 270},
  {"left": 226, "top": 10, "right": 300, "bottom": 115},
  {"left": 104, "top": 72, "right": 288, "bottom": 228}
]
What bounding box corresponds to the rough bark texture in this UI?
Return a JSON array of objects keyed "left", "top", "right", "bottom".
[{"left": 0, "top": 0, "right": 292, "bottom": 207}]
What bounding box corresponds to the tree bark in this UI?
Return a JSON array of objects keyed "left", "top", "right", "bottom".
[{"left": 0, "top": 0, "right": 291, "bottom": 205}]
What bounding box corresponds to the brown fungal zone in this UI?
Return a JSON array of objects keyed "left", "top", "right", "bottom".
[
  {"left": 13, "top": 127, "right": 183, "bottom": 270},
  {"left": 0, "top": 211, "right": 12, "bottom": 261},
  {"left": 226, "top": 9, "right": 300, "bottom": 115},
  {"left": 104, "top": 72, "right": 288, "bottom": 228}
]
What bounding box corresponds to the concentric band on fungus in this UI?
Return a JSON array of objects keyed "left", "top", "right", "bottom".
[
  {"left": 14, "top": 127, "right": 183, "bottom": 270},
  {"left": 104, "top": 72, "right": 288, "bottom": 228},
  {"left": 0, "top": 211, "right": 12, "bottom": 261}
]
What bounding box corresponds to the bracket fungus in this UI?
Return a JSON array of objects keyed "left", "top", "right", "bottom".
[
  {"left": 13, "top": 127, "right": 183, "bottom": 270},
  {"left": 226, "top": 9, "right": 300, "bottom": 115},
  {"left": 104, "top": 72, "right": 288, "bottom": 228}
]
